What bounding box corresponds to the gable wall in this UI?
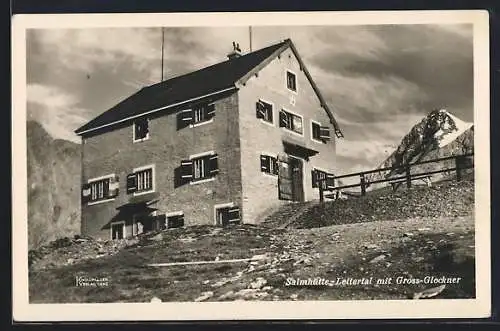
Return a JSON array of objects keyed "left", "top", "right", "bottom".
[{"left": 238, "top": 47, "right": 337, "bottom": 223}]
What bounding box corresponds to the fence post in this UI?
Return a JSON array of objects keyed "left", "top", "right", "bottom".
[
  {"left": 360, "top": 174, "right": 366, "bottom": 196},
  {"left": 455, "top": 155, "right": 463, "bottom": 181},
  {"left": 405, "top": 165, "right": 411, "bottom": 189}
]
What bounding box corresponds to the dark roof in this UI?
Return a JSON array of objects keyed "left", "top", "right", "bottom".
[
  {"left": 75, "top": 39, "right": 343, "bottom": 137},
  {"left": 75, "top": 41, "right": 287, "bottom": 134}
]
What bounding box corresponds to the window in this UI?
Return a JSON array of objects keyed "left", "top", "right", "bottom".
[
  {"left": 133, "top": 118, "right": 149, "bottom": 142},
  {"left": 90, "top": 178, "right": 109, "bottom": 201},
  {"left": 260, "top": 154, "right": 278, "bottom": 176},
  {"left": 126, "top": 165, "right": 155, "bottom": 195},
  {"left": 311, "top": 121, "right": 322, "bottom": 141},
  {"left": 166, "top": 212, "right": 185, "bottom": 229},
  {"left": 279, "top": 109, "right": 303, "bottom": 135},
  {"left": 82, "top": 174, "right": 119, "bottom": 204},
  {"left": 215, "top": 204, "right": 240, "bottom": 226},
  {"left": 136, "top": 168, "right": 153, "bottom": 193},
  {"left": 256, "top": 100, "right": 273, "bottom": 123},
  {"left": 286, "top": 70, "right": 297, "bottom": 92},
  {"left": 177, "top": 103, "right": 215, "bottom": 129},
  {"left": 311, "top": 169, "right": 335, "bottom": 189},
  {"left": 178, "top": 152, "right": 219, "bottom": 185}
]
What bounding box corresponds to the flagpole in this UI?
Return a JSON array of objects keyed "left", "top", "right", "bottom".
[{"left": 161, "top": 27, "right": 165, "bottom": 81}]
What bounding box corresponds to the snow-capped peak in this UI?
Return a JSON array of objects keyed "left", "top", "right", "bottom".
[{"left": 433, "top": 109, "right": 473, "bottom": 148}]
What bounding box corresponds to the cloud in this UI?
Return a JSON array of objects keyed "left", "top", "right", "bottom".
[
  {"left": 27, "top": 83, "right": 90, "bottom": 143},
  {"left": 26, "top": 24, "right": 474, "bottom": 173}
]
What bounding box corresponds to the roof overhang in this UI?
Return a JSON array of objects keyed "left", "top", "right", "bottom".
[{"left": 282, "top": 138, "right": 319, "bottom": 159}]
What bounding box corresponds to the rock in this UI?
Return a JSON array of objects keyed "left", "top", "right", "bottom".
[
  {"left": 150, "top": 296, "right": 162, "bottom": 303},
  {"left": 413, "top": 285, "right": 446, "bottom": 299},
  {"left": 417, "top": 228, "right": 431, "bottom": 232},
  {"left": 249, "top": 277, "right": 267, "bottom": 289},
  {"left": 290, "top": 293, "right": 299, "bottom": 300},
  {"left": 363, "top": 244, "right": 379, "bottom": 250},
  {"left": 195, "top": 291, "right": 214, "bottom": 302},
  {"left": 369, "top": 254, "right": 386, "bottom": 264},
  {"left": 202, "top": 280, "right": 210, "bottom": 285},
  {"left": 218, "top": 291, "right": 235, "bottom": 300},
  {"left": 262, "top": 286, "right": 273, "bottom": 291}
]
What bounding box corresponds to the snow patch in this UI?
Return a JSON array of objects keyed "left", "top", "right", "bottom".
[{"left": 434, "top": 109, "right": 473, "bottom": 148}]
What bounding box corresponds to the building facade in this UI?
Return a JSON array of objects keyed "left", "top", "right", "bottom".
[{"left": 75, "top": 39, "right": 343, "bottom": 240}]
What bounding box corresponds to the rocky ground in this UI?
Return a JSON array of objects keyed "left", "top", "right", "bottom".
[{"left": 28, "top": 177, "right": 475, "bottom": 303}]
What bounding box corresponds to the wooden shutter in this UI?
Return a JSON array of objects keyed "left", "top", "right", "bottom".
[
  {"left": 81, "top": 183, "right": 91, "bottom": 204},
  {"left": 206, "top": 104, "right": 216, "bottom": 120},
  {"left": 326, "top": 173, "right": 335, "bottom": 190},
  {"left": 320, "top": 126, "right": 330, "bottom": 141},
  {"left": 311, "top": 170, "right": 318, "bottom": 188},
  {"left": 256, "top": 101, "right": 266, "bottom": 119},
  {"left": 209, "top": 154, "right": 219, "bottom": 176},
  {"left": 227, "top": 207, "right": 240, "bottom": 224},
  {"left": 126, "top": 173, "right": 137, "bottom": 194},
  {"left": 277, "top": 154, "right": 293, "bottom": 201},
  {"left": 107, "top": 175, "right": 120, "bottom": 198},
  {"left": 176, "top": 109, "right": 193, "bottom": 130},
  {"left": 260, "top": 155, "right": 269, "bottom": 172},
  {"left": 279, "top": 110, "right": 288, "bottom": 128},
  {"left": 180, "top": 160, "right": 193, "bottom": 181},
  {"left": 272, "top": 157, "right": 279, "bottom": 175}
]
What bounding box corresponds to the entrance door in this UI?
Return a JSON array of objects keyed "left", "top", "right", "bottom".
[
  {"left": 278, "top": 154, "right": 304, "bottom": 202},
  {"left": 290, "top": 157, "right": 304, "bottom": 202},
  {"left": 111, "top": 222, "right": 125, "bottom": 240}
]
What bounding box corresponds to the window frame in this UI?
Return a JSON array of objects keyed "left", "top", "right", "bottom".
[
  {"left": 110, "top": 221, "right": 126, "bottom": 240},
  {"left": 260, "top": 153, "right": 279, "bottom": 177},
  {"left": 189, "top": 150, "right": 217, "bottom": 185},
  {"left": 87, "top": 173, "right": 116, "bottom": 205},
  {"left": 286, "top": 69, "right": 298, "bottom": 94},
  {"left": 190, "top": 103, "right": 215, "bottom": 127},
  {"left": 165, "top": 211, "right": 185, "bottom": 229},
  {"left": 213, "top": 202, "right": 236, "bottom": 226},
  {"left": 132, "top": 118, "right": 150, "bottom": 143},
  {"left": 132, "top": 164, "right": 155, "bottom": 196},
  {"left": 310, "top": 120, "right": 323, "bottom": 143},
  {"left": 280, "top": 108, "right": 304, "bottom": 136},
  {"left": 257, "top": 99, "right": 275, "bottom": 126}
]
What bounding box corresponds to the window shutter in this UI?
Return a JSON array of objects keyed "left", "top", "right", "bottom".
[
  {"left": 108, "top": 175, "right": 120, "bottom": 198},
  {"left": 326, "top": 173, "right": 336, "bottom": 189},
  {"left": 206, "top": 103, "right": 216, "bottom": 120},
  {"left": 256, "top": 101, "right": 265, "bottom": 119},
  {"left": 320, "top": 126, "right": 331, "bottom": 141},
  {"left": 272, "top": 157, "right": 279, "bottom": 175},
  {"left": 227, "top": 207, "right": 240, "bottom": 224},
  {"left": 177, "top": 109, "right": 193, "bottom": 130},
  {"left": 209, "top": 154, "right": 219, "bottom": 176},
  {"left": 81, "top": 183, "right": 91, "bottom": 204},
  {"left": 180, "top": 160, "right": 193, "bottom": 180},
  {"left": 126, "top": 173, "right": 137, "bottom": 194},
  {"left": 311, "top": 170, "right": 318, "bottom": 188},
  {"left": 279, "top": 111, "right": 288, "bottom": 128},
  {"left": 260, "top": 155, "right": 269, "bottom": 172}
]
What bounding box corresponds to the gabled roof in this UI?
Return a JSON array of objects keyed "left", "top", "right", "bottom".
[{"left": 75, "top": 39, "right": 343, "bottom": 137}]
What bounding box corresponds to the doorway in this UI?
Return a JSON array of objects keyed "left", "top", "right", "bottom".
[{"left": 289, "top": 156, "right": 304, "bottom": 202}]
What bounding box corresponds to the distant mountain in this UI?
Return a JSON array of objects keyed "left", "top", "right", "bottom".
[
  {"left": 27, "top": 120, "right": 81, "bottom": 249},
  {"left": 367, "top": 109, "right": 474, "bottom": 188}
]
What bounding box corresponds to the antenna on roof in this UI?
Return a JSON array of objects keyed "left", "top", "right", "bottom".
[
  {"left": 161, "top": 27, "right": 165, "bottom": 82},
  {"left": 249, "top": 26, "right": 252, "bottom": 52}
]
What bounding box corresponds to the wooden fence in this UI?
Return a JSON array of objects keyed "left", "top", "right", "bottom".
[{"left": 318, "top": 153, "right": 474, "bottom": 202}]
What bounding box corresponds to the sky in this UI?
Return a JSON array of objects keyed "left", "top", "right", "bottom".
[{"left": 26, "top": 24, "right": 474, "bottom": 174}]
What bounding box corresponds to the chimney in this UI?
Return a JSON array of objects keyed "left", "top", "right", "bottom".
[{"left": 227, "top": 41, "right": 242, "bottom": 60}]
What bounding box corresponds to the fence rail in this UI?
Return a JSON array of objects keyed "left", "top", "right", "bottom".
[{"left": 318, "top": 153, "right": 474, "bottom": 202}]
